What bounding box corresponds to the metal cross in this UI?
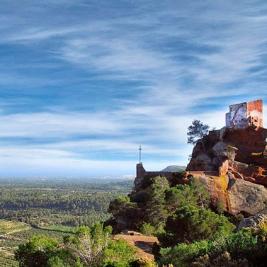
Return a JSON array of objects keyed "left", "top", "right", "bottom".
[{"left": 139, "top": 145, "right": 142, "bottom": 163}]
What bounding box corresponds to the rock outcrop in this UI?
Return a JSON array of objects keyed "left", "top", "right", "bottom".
[
  {"left": 227, "top": 178, "right": 267, "bottom": 215},
  {"left": 238, "top": 209, "right": 267, "bottom": 230},
  {"left": 187, "top": 127, "right": 267, "bottom": 178},
  {"left": 186, "top": 171, "right": 267, "bottom": 215},
  {"left": 132, "top": 100, "right": 267, "bottom": 217},
  {"left": 186, "top": 125, "right": 267, "bottom": 216}
]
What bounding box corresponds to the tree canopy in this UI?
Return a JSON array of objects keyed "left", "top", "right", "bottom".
[{"left": 187, "top": 120, "right": 210, "bottom": 144}]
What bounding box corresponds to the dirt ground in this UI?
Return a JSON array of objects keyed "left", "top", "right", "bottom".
[{"left": 114, "top": 231, "right": 159, "bottom": 261}]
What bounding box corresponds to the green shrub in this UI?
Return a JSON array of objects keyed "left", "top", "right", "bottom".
[
  {"left": 214, "top": 200, "right": 225, "bottom": 214},
  {"left": 160, "top": 240, "right": 210, "bottom": 267},
  {"left": 64, "top": 223, "right": 112, "bottom": 267},
  {"left": 140, "top": 223, "right": 156, "bottom": 236},
  {"left": 131, "top": 190, "right": 150, "bottom": 203},
  {"left": 15, "top": 223, "right": 113, "bottom": 267},
  {"left": 103, "top": 239, "right": 137, "bottom": 267},
  {"left": 15, "top": 235, "right": 79, "bottom": 267},
  {"left": 130, "top": 258, "right": 157, "bottom": 266},
  {"left": 160, "top": 205, "right": 234, "bottom": 246},
  {"left": 192, "top": 251, "right": 249, "bottom": 267},
  {"left": 159, "top": 229, "right": 267, "bottom": 267},
  {"left": 165, "top": 182, "right": 210, "bottom": 214},
  {"left": 108, "top": 196, "right": 132, "bottom": 215},
  {"left": 144, "top": 176, "right": 170, "bottom": 230}
]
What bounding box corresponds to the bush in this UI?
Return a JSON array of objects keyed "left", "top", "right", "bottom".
[
  {"left": 165, "top": 182, "right": 210, "bottom": 215},
  {"left": 15, "top": 235, "right": 79, "bottom": 267},
  {"left": 103, "top": 239, "right": 137, "bottom": 267},
  {"left": 64, "top": 223, "right": 112, "bottom": 267},
  {"left": 131, "top": 191, "right": 150, "bottom": 204},
  {"left": 160, "top": 240, "right": 210, "bottom": 267},
  {"left": 160, "top": 205, "right": 234, "bottom": 246},
  {"left": 130, "top": 258, "right": 157, "bottom": 267},
  {"left": 144, "top": 176, "right": 170, "bottom": 230},
  {"left": 108, "top": 196, "right": 131, "bottom": 215},
  {"left": 15, "top": 223, "right": 113, "bottom": 267},
  {"left": 159, "top": 229, "right": 267, "bottom": 267},
  {"left": 214, "top": 200, "right": 225, "bottom": 214},
  {"left": 140, "top": 223, "right": 156, "bottom": 236},
  {"left": 192, "top": 251, "right": 249, "bottom": 267}
]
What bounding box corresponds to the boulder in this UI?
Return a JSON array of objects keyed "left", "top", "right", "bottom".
[
  {"left": 227, "top": 178, "right": 267, "bottom": 215},
  {"left": 188, "top": 172, "right": 267, "bottom": 216},
  {"left": 212, "top": 141, "right": 228, "bottom": 158},
  {"left": 187, "top": 153, "right": 215, "bottom": 172},
  {"left": 238, "top": 209, "right": 267, "bottom": 230}
]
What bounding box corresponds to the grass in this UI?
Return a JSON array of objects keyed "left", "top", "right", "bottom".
[
  {"left": 0, "top": 220, "right": 30, "bottom": 235},
  {"left": 0, "top": 219, "right": 28, "bottom": 267},
  {"left": 37, "top": 224, "right": 76, "bottom": 233},
  {"left": 0, "top": 252, "right": 18, "bottom": 267}
]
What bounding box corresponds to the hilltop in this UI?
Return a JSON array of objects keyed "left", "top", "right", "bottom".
[
  {"left": 9, "top": 100, "right": 267, "bottom": 267},
  {"left": 161, "top": 165, "right": 186, "bottom": 172},
  {"left": 106, "top": 100, "right": 267, "bottom": 266}
]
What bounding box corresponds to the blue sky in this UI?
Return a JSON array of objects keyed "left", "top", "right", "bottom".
[{"left": 0, "top": 0, "right": 267, "bottom": 178}]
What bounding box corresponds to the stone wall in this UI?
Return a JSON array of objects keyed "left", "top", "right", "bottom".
[
  {"left": 135, "top": 163, "right": 179, "bottom": 190},
  {"left": 225, "top": 99, "right": 263, "bottom": 129},
  {"left": 226, "top": 102, "right": 247, "bottom": 128},
  {"left": 247, "top": 99, "right": 263, "bottom": 128}
]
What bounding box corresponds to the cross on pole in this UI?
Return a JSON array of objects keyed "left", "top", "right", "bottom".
[{"left": 139, "top": 145, "right": 142, "bottom": 163}]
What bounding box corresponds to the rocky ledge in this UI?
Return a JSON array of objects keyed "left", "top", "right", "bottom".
[{"left": 186, "top": 126, "right": 267, "bottom": 215}]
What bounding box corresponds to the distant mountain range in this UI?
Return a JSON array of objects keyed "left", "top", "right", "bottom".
[{"left": 161, "top": 165, "right": 186, "bottom": 172}]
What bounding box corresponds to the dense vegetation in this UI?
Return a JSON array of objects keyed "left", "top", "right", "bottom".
[
  {"left": 15, "top": 223, "right": 141, "bottom": 267},
  {"left": 0, "top": 179, "right": 132, "bottom": 267},
  {"left": 109, "top": 175, "right": 267, "bottom": 266},
  {"left": 2, "top": 176, "right": 267, "bottom": 266},
  {"left": 0, "top": 179, "right": 131, "bottom": 227},
  {"left": 160, "top": 227, "right": 267, "bottom": 266}
]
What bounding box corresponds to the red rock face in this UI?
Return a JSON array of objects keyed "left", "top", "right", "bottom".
[
  {"left": 186, "top": 125, "right": 267, "bottom": 215},
  {"left": 223, "top": 127, "right": 267, "bottom": 168},
  {"left": 187, "top": 126, "right": 267, "bottom": 186}
]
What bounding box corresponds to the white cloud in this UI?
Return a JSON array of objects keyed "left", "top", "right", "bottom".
[
  {"left": 0, "top": 112, "right": 123, "bottom": 137},
  {"left": 0, "top": 1, "right": 266, "bottom": 177},
  {"left": 3, "top": 26, "right": 80, "bottom": 43},
  {"left": 0, "top": 145, "right": 183, "bottom": 178}
]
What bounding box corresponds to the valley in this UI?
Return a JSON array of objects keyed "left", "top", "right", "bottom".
[{"left": 0, "top": 179, "right": 132, "bottom": 266}]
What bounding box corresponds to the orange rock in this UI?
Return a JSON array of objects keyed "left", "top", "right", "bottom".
[
  {"left": 187, "top": 126, "right": 267, "bottom": 187},
  {"left": 186, "top": 123, "right": 267, "bottom": 215}
]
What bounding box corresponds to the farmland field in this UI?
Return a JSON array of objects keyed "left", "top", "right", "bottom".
[
  {"left": 0, "top": 178, "right": 132, "bottom": 266},
  {"left": 0, "top": 220, "right": 30, "bottom": 235}
]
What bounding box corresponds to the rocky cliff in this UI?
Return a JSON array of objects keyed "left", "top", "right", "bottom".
[{"left": 186, "top": 126, "right": 267, "bottom": 215}]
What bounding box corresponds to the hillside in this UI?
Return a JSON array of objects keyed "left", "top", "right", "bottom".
[
  {"left": 107, "top": 116, "right": 267, "bottom": 266},
  {"left": 161, "top": 165, "right": 186, "bottom": 172},
  {"left": 5, "top": 103, "right": 267, "bottom": 266},
  {"left": 0, "top": 180, "right": 132, "bottom": 267}
]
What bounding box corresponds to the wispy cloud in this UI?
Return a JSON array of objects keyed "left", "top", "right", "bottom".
[
  {"left": 0, "top": 1, "right": 266, "bottom": 177},
  {"left": 0, "top": 112, "right": 123, "bottom": 137}
]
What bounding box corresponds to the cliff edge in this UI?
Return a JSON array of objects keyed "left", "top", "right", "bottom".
[{"left": 186, "top": 122, "right": 267, "bottom": 215}]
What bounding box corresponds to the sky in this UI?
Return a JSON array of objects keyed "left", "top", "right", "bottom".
[{"left": 0, "top": 0, "right": 267, "bottom": 178}]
